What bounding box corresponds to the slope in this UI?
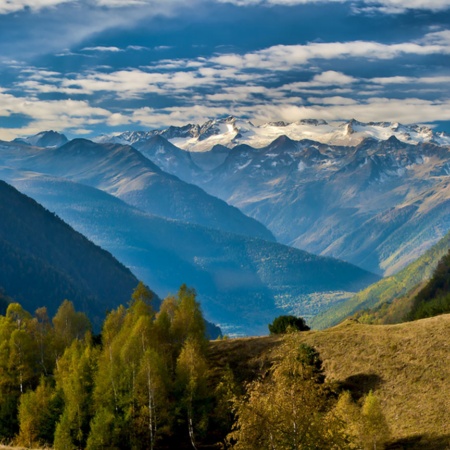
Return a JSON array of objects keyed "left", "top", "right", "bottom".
[
  {"left": 20, "top": 138, "right": 274, "bottom": 241},
  {"left": 310, "top": 230, "right": 450, "bottom": 329},
  {"left": 195, "top": 135, "right": 450, "bottom": 275},
  {"left": 0, "top": 170, "right": 378, "bottom": 336},
  {"left": 209, "top": 315, "right": 450, "bottom": 448},
  {"left": 0, "top": 180, "right": 140, "bottom": 327}
]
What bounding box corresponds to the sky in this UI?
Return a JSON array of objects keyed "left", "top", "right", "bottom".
[{"left": 1, "top": 0, "right": 450, "bottom": 140}]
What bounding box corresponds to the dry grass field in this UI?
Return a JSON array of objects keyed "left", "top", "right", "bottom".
[{"left": 209, "top": 314, "right": 450, "bottom": 449}]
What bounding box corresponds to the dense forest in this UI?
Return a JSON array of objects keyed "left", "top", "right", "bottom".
[
  {"left": 0, "top": 282, "right": 391, "bottom": 449},
  {"left": 0, "top": 180, "right": 141, "bottom": 328}
]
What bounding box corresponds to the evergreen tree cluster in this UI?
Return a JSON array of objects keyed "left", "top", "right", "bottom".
[{"left": 0, "top": 180, "right": 140, "bottom": 329}]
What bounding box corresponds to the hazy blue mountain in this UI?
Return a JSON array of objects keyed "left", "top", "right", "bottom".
[
  {"left": 133, "top": 135, "right": 202, "bottom": 183},
  {"left": 1, "top": 170, "right": 378, "bottom": 335},
  {"left": 181, "top": 136, "right": 450, "bottom": 276},
  {"left": 3, "top": 138, "right": 274, "bottom": 242},
  {"left": 13, "top": 130, "right": 68, "bottom": 148}
]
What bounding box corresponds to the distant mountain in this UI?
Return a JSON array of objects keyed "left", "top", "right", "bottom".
[
  {"left": 1, "top": 138, "right": 274, "bottom": 242},
  {"left": 14, "top": 130, "right": 68, "bottom": 148},
  {"left": 186, "top": 135, "right": 450, "bottom": 275},
  {"left": 133, "top": 135, "right": 202, "bottom": 183},
  {"left": 94, "top": 117, "right": 450, "bottom": 151},
  {"left": 311, "top": 230, "right": 450, "bottom": 329},
  {"left": 0, "top": 180, "right": 140, "bottom": 327},
  {"left": 0, "top": 171, "right": 378, "bottom": 336}
]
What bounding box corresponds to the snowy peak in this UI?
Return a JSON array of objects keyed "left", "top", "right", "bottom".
[
  {"left": 13, "top": 130, "right": 68, "bottom": 148},
  {"left": 92, "top": 118, "right": 450, "bottom": 152}
]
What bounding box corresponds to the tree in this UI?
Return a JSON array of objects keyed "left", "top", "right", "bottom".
[
  {"left": 176, "top": 337, "right": 209, "bottom": 450},
  {"left": 54, "top": 338, "right": 98, "bottom": 449},
  {"left": 268, "top": 315, "right": 310, "bottom": 335},
  {"left": 130, "top": 282, "right": 155, "bottom": 314},
  {"left": 228, "top": 339, "right": 346, "bottom": 449},
  {"left": 361, "top": 391, "right": 390, "bottom": 450},
  {"left": 52, "top": 300, "right": 91, "bottom": 356},
  {"left": 17, "top": 377, "right": 57, "bottom": 448},
  {"left": 172, "top": 285, "right": 207, "bottom": 349}
]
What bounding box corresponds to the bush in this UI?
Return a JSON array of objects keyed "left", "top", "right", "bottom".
[{"left": 268, "top": 315, "right": 310, "bottom": 334}]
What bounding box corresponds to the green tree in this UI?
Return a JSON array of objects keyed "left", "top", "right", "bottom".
[
  {"left": 85, "top": 407, "right": 118, "bottom": 450},
  {"left": 17, "top": 377, "right": 57, "bottom": 448},
  {"left": 361, "top": 391, "right": 390, "bottom": 450},
  {"left": 54, "top": 338, "right": 98, "bottom": 449},
  {"left": 268, "top": 315, "right": 310, "bottom": 335},
  {"left": 176, "top": 337, "right": 209, "bottom": 450},
  {"left": 172, "top": 285, "right": 206, "bottom": 349},
  {"left": 130, "top": 281, "right": 155, "bottom": 313},
  {"left": 52, "top": 300, "right": 91, "bottom": 353},
  {"left": 333, "top": 391, "right": 362, "bottom": 449}
]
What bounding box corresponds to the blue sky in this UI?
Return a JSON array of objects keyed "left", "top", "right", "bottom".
[{"left": 1, "top": 0, "right": 450, "bottom": 140}]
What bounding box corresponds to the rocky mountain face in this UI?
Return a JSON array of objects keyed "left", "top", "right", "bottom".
[{"left": 99, "top": 119, "right": 450, "bottom": 276}]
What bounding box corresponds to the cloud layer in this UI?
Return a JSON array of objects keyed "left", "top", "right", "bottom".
[{"left": 0, "top": 0, "right": 450, "bottom": 138}]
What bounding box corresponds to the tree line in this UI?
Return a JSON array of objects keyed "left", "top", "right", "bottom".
[{"left": 0, "top": 282, "right": 390, "bottom": 449}]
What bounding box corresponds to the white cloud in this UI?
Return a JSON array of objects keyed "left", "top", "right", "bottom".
[
  {"left": 245, "top": 97, "right": 450, "bottom": 125},
  {"left": 370, "top": 75, "right": 450, "bottom": 85},
  {"left": 307, "top": 96, "right": 358, "bottom": 105},
  {"left": 0, "top": 0, "right": 75, "bottom": 14},
  {"left": 209, "top": 40, "right": 450, "bottom": 73},
  {"left": 312, "top": 71, "right": 357, "bottom": 85},
  {"left": 0, "top": 92, "right": 112, "bottom": 139},
  {"left": 217, "top": 0, "right": 450, "bottom": 13},
  {"left": 82, "top": 46, "right": 123, "bottom": 52}
]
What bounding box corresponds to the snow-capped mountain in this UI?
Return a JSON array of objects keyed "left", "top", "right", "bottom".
[
  {"left": 94, "top": 117, "right": 450, "bottom": 152},
  {"left": 102, "top": 126, "right": 450, "bottom": 277},
  {"left": 13, "top": 130, "right": 68, "bottom": 148}
]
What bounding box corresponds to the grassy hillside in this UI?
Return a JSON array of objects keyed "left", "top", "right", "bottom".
[
  {"left": 209, "top": 315, "right": 450, "bottom": 449},
  {"left": 311, "top": 230, "right": 450, "bottom": 329}
]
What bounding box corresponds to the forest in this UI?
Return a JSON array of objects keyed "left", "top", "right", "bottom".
[{"left": 0, "top": 282, "right": 391, "bottom": 449}]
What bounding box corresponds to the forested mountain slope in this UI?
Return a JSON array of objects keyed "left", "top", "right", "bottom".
[
  {"left": 0, "top": 180, "right": 140, "bottom": 326},
  {"left": 311, "top": 230, "right": 450, "bottom": 329}
]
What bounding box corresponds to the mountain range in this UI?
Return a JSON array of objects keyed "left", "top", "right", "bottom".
[
  {"left": 95, "top": 116, "right": 450, "bottom": 151},
  {"left": 0, "top": 134, "right": 380, "bottom": 335},
  {"left": 96, "top": 119, "right": 450, "bottom": 277},
  {"left": 3, "top": 116, "right": 450, "bottom": 333}
]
